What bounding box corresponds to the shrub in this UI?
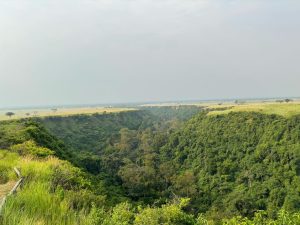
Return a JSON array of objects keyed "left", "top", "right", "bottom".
[{"left": 10, "top": 140, "right": 54, "bottom": 157}]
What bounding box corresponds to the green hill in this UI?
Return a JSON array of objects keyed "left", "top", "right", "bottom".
[{"left": 160, "top": 112, "right": 300, "bottom": 219}]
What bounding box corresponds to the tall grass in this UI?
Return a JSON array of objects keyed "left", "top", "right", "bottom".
[
  {"left": 207, "top": 102, "right": 300, "bottom": 117},
  {"left": 0, "top": 151, "right": 19, "bottom": 184},
  {"left": 1, "top": 182, "right": 90, "bottom": 225},
  {"left": 0, "top": 151, "right": 96, "bottom": 225}
]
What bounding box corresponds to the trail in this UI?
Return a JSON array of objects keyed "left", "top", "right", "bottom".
[
  {"left": 0, "top": 181, "right": 17, "bottom": 202},
  {"left": 0, "top": 168, "right": 23, "bottom": 214}
]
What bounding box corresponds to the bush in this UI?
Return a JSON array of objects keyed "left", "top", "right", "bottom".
[
  {"left": 50, "top": 162, "right": 90, "bottom": 191},
  {"left": 10, "top": 140, "right": 54, "bottom": 157},
  {"left": 134, "top": 198, "right": 196, "bottom": 225}
]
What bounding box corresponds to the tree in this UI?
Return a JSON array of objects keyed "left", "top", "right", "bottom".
[
  {"left": 173, "top": 171, "right": 197, "bottom": 197},
  {"left": 118, "top": 128, "right": 138, "bottom": 152},
  {"left": 5, "top": 112, "right": 15, "bottom": 118},
  {"left": 134, "top": 198, "right": 196, "bottom": 225},
  {"left": 285, "top": 98, "right": 293, "bottom": 103}
]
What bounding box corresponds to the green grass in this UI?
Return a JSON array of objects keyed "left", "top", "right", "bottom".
[
  {"left": 207, "top": 102, "right": 300, "bottom": 117},
  {"left": 0, "top": 151, "right": 96, "bottom": 225},
  {"left": 0, "top": 151, "right": 19, "bottom": 184},
  {"left": 2, "top": 182, "right": 89, "bottom": 225}
]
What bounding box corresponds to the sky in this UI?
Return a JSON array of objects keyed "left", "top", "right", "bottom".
[{"left": 0, "top": 0, "right": 300, "bottom": 108}]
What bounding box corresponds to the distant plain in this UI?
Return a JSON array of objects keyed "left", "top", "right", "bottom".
[
  {"left": 206, "top": 102, "right": 300, "bottom": 117},
  {"left": 0, "top": 107, "right": 135, "bottom": 121},
  {"left": 1, "top": 100, "right": 300, "bottom": 121}
]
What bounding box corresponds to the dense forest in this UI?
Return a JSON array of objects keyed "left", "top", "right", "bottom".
[
  {"left": 1, "top": 106, "right": 300, "bottom": 224},
  {"left": 38, "top": 106, "right": 203, "bottom": 153}
]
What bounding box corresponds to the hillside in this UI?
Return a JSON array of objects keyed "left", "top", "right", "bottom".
[
  {"left": 0, "top": 120, "right": 103, "bottom": 224},
  {"left": 37, "top": 111, "right": 152, "bottom": 154},
  {"left": 1, "top": 107, "right": 300, "bottom": 224},
  {"left": 160, "top": 112, "right": 300, "bottom": 219},
  {"left": 38, "top": 106, "right": 203, "bottom": 154}
]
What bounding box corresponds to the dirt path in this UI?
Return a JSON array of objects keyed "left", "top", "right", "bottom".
[{"left": 0, "top": 181, "right": 17, "bottom": 201}]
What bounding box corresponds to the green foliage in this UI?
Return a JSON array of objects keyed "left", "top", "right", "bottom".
[
  {"left": 222, "top": 210, "right": 300, "bottom": 224},
  {"left": 38, "top": 111, "right": 154, "bottom": 154},
  {"left": 24, "top": 120, "right": 74, "bottom": 160},
  {"left": 0, "top": 151, "right": 18, "bottom": 184},
  {"left": 0, "top": 121, "right": 106, "bottom": 225},
  {"left": 142, "top": 106, "right": 203, "bottom": 121},
  {"left": 134, "top": 198, "right": 196, "bottom": 225},
  {"left": 38, "top": 109, "right": 300, "bottom": 221},
  {"left": 50, "top": 161, "right": 90, "bottom": 191},
  {"left": 0, "top": 119, "right": 74, "bottom": 160},
  {"left": 2, "top": 182, "right": 81, "bottom": 225},
  {"left": 107, "top": 202, "right": 134, "bottom": 225},
  {"left": 10, "top": 140, "right": 54, "bottom": 157},
  {"left": 0, "top": 151, "right": 100, "bottom": 225},
  {"left": 0, "top": 121, "right": 30, "bottom": 148},
  {"left": 160, "top": 112, "right": 300, "bottom": 219}
]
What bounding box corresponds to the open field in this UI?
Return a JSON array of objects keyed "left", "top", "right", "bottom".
[
  {"left": 1, "top": 101, "right": 300, "bottom": 121},
  {"left": 0, "top": 107, "right": 135, "bottom": 121},
  {"left": 140, "top": 99, "right": 300, "bottom": 117},
  {"left": 206, "top": 102, "right": 300, "bottom": 117}
]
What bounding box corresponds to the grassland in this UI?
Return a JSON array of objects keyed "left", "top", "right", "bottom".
[
  {"left": 140, "top": 100, "right": 300, "bottom": 117},
  {"left": 1, "top": 101, "right": 299, "bottom": 121},
  {"left": 206, "top": 102, "right": 300, "bottom": 117},
  {"left": 0, "top": 107, "right": 135, "bottom": 121},
  {"left": 0, "top": 150, "right": 93, "bottom": 225}
]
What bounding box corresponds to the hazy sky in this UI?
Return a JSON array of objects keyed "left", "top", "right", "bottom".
[{"left": 0, "top": 0, "right": 300, "bottom": 107}]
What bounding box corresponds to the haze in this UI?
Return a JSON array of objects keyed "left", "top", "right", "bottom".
[{"left": 0, "top": 0, "right": 299, "bottom": 108}]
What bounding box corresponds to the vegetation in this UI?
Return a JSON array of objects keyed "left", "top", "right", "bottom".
[
  {"left": 1, "top": 105, "right": 300, "bottom": 224},
  {"left": 160, "top": 112, "right": 300, "bottom": 218},
  {"left": 207, "top": 102, "right": 300, "bottom": 117},
  {"left": 0, "top": 107, "right": 133, "bottom": 121},
  {"left": 37, "top": 111, "right": 154, "bottom": 155},
  {"left": 5, "top": 112, "right": 15, "bottom": 118},
  {"left": 141, "top": 105, "right": 203, "bottom": 121}
]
